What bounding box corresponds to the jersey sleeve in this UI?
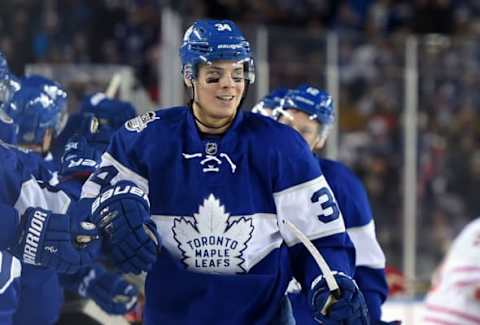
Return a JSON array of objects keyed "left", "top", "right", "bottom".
[
  {"left": 81, "top": 124, "right": 149, "bottom": 199},
  {"left": 0, "top": 146, "right": 72, "bottom": 249},
  {"left": 271, "top": 131, "right": 354, "bottom": 288}
]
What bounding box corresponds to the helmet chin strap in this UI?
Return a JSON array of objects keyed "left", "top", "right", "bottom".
[{"left": 189, "top": 82, "right": 250, "bottom": 132}]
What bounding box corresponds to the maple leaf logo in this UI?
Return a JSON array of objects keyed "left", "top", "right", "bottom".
[{"left": 172, "top": 194, "right": 254, "bottom": 274}]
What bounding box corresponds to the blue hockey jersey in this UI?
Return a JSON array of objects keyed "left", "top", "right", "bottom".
[
  {"left": 82, "top": 107, "right": 355, "bottom": 324},
  {"left": 289, "top": 156, "right": 388, "bottom": 324},
  {"left": 0, "top": 143, "right": 70, "bottom": 325}
]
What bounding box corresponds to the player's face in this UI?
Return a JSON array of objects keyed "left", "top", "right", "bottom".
[
  {"left": 278, "top": 109, "right": 321, "bottom": 150},
  {"left": 193, "top": 61, "right": 245, "bottom": 125}
]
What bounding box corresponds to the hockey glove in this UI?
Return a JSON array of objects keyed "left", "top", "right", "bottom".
[
  {"left": 11, "top": 207, "right": 99, "bottom": 274},
  {"left": 59, "top": 134, "right": 101, "bottom": 179},
  {"left": 77, "top": 265, "right": 139, "bottom": 315},
  {"left": 90, "top": 181, "right": 160, "bottom": 274},
  {"left": 309, "top": 272, "right": 370, "bottom": 325}
]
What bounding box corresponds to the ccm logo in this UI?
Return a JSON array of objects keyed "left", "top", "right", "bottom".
[{"left": 91, "top": 184, "right": 149, "bottom": 213}]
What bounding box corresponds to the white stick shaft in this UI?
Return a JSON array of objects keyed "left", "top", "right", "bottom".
[
  {"left": 283, "top": 219, "right": 339, "bottom": 292},
  {"left": 105, "top": 73, "right": 122, "bottom": 98}
]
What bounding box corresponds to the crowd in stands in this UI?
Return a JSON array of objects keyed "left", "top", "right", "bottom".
[{"left": 2, "top": 0, "right": 480, "bottom": 285}]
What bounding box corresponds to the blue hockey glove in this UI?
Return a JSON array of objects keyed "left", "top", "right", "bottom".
[
  {"left": 90, "top": 181, "right": 160, "bottom": 274},
  {"left": 11, "top": 207, "right": 100, "bottom": 274},
  {"left": 59, "top": 134, "right": 101, "bottom": 179},
  {"left": 78, "top": 265, "right": 139, "bottom": 315},
  {"left": 309, "top": 272, "right": 370, "bottom": 324}
]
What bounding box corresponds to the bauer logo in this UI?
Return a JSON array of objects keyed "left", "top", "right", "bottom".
[
  {"left": 172, "top": 194, "right": 253, "bottom": 274},
  {"left": 125, "top": 111, "right": 159, "bottom": 133}
]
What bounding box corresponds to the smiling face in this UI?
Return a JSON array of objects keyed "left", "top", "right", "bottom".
[{"left": 188, "top": 61, "right": 246, "bottom": 133}]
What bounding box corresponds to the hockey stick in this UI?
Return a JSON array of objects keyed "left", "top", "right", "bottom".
[
  {"left": 282, "top": 219, "right": 341, "bottom": 315},
  {"left": 105, "top": 72, "right": 122, "bottom": 98}
]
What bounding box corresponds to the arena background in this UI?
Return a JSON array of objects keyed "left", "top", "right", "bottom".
[{"left": 3, "top": 0, "right": 477, "bottom": 323}]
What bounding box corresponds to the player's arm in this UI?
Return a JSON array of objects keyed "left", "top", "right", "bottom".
[
  {"left": 272, "top": 132, "right": 367, "bottom": 323},
  {"left": 81, "top": 121, "right": 160, "bottom": 274}
]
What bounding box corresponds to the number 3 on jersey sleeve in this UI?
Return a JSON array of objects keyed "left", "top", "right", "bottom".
[{"left": 311, "top": 187, "right": 340, "bottom": 223}]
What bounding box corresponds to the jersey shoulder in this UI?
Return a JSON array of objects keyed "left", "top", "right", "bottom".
[
  {"left": 123, "top": 106, "right": 187, "bottom": 134},
  {"left": 318, "top": 158, "right": 372, "bottom": 227},
  {"left": 318, "top": 158, "right": 363, "bottom": 191},
  {"left": 242, "top": 112, "right": 309, "bottom": 154},
  {"left": 115, "top": 106, "right": 187, "bottom": 147}
]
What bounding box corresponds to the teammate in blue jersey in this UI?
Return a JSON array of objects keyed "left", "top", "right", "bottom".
[
  {"left": 81, "top": 19, "right": 368, "bottom": 324},
  {"left": 0, "top": 142, "right": 100, "bottom": 325},
  {"left": 277, "top": 85, "right": 390, "bottom": 324},
  {"left": 0, "top": 76, "right": 138, "bottom": 323},
  {"left": 56, "top": 102, "right": 139, "bottom": 323},
  {"left": 53, "top": 91, "right": 137, "bottom": 159}
]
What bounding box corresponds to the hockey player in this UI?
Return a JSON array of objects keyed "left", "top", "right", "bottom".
[
  {"left": 422, "top": 217, "right": 480, "bottom": 324},
  {"left": 277, "top": 85, "right": 390, "bottom": 324},
  {"left": 82, "top": 19, "right": 369, "bottom": 324},
  {"left": 4, "top": 74, "right": 68, "bottom": 159},
  {"left": 56, "top": 97, "right": 139, "bottom": 323},
  {"left": 0, "top": 141, "right": 100, "bottom": 325},
  {"left": 53, "top": 91, "right": 137, "bottom": 159},
  {"left": 0, "top": 90, "right": 138, "bottom": 324},
  {"left": 2, "top": 74, "right": 69, "bottom": 184}
]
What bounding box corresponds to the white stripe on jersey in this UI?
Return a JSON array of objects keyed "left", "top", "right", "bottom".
[
  {"left": 14, "top": 177, "right": 71, "bottom": 215},
  {"left": 274, "top": 176, "right": 346, "bottom": 247},
  {"left": 152, "top": 213, "right": 283, "bottom": 272},
  {"left": 347, "top": 220, "right": 386, "bottom": 269},
  {"left": 0, "top": 251, "right": 21, "bottom": 294},
  {"left": 81, "top": 152, "right": 149, "bottom": 198}
]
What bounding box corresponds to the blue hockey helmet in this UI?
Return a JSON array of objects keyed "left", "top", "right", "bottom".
[
  {"left": 180, "top": 19, "right": 255, "bottom": 84},
  {"left": 282, "top": 85, "right": 335, "bottom": 126},
  {"left": 80, "top": 93, "right": 136, "bottom": 131},
  {"left": 78, "top": 92, "right": 136, "bottom": 151},
  {"left": 0, "top": 108, "right": 18, "bottom": 144},
  {"left": 22, "top": 75, "right": 68, "bottom": 111},
  {"left": 4, "top": 76, "right": 68, "bottom": 146}
]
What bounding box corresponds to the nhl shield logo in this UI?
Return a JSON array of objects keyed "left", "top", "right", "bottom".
[
  {"left": 205, "top": 142, "right": 217, "bottom": 155},
  {"left": 125, "top": 111, "right": 159, "bottom": 133}
]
